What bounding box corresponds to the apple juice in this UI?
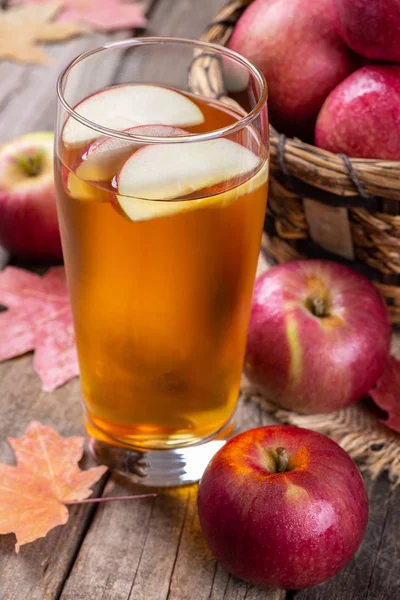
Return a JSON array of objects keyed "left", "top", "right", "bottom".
[{"left": 55, "top": 86, "right": 268, "bottom": 449}]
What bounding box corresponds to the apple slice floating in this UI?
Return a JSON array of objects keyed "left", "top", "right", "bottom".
[
  {"left": 62, "top": 85, "right": 204, "bottom": 148},
  {"left": 65, "top": 171, "right": 109, "bottom": 202},
  {"left": 116, "top": 138, "right": 263, "bottom": 221},
  {"left": 75, "top": 125, "right": 187, "bottom": 182}
]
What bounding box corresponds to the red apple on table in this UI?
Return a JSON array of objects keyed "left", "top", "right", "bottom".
[
  {"left": 229, "top": 0, "right": 355, "bottom": 140},
  {"left": 198, "top": 425, "right": 368, "bottom": 590},
  {"left": 0, "top": 132, "right": 62, "bottom": 260},
  {"left": 315, "top": 65, "right": 400, "bottom": 160},
  {"left": 245, "top": 260, "right": 391, "bottom": 413},
  {"left": 334, "top": 0, "right": 400, "bottom": 62}
]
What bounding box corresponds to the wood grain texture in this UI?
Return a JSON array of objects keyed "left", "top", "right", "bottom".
[
  {"left": 363, "top": 477, "right": 400, "bottom": 600},
  {"left": 114, "top": 0, "right": 235, "bottom": 89},
  {"left": 0, "top": 1, "right": 399, "bottom": 599},
  {"left": 0, "top": 356, "right": 108, "bottom": 600}
]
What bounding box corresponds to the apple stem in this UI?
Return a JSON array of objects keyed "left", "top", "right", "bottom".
[
  {"left": 308, "top": 296, "right": 326, "bottom": 318},
  {"left": 16, "top": 152, "right": 43, "bottom": 177},
  {"left": 276, "top": 447, "right": 289, "bottom": 473}
]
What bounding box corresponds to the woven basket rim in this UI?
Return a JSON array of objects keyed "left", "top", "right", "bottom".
[
  {"left": 193, "top": 0, "right": 400, "bottom": 324},
  {"left": 199, "top": 0, "right": 400, "bottom": 202}
]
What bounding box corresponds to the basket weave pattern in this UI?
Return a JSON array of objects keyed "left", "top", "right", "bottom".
[{"left": 196, "top": 0, "right": 400, "bottom": 323}]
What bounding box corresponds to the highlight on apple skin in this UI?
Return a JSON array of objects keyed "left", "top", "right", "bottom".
[
  {"left": 228, "top": 0, "right": 355, "bottom": 140},
  {"left": 315, "top": 65, "right": 400, "bottom": 160},
  {"left": 245, "top": 260, "right": 391, "bottom": 414},
  {"left": 0, "top": 132, "right": 62, "bottom": 261},
  {"left": 197, "top": 425, "right": 369, "bottom": 590}
]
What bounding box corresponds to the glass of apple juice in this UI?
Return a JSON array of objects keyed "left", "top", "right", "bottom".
[{"left": 55, "top": 37, "right": 269, "bottom": 486}]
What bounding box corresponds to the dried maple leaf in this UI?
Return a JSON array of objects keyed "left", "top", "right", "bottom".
[
  {"left": 14, "top": 0, "right": 148, "bottom": 32},
  {"left": 0, "top": 421, "right": 107, "bottom": 552},
  {"left": 0, "top": 3, "right": 82, "bottom": 64},
  {"left": 369, "top": 356, "right": 400, "bottom": 434},
  {"left": 0, "top": 266, "right": 79, "bottom": 391}
]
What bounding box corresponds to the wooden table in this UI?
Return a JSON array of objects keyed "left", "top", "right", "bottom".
[{"left": 0, "top": 1, "right": 398, "bottom": 598}]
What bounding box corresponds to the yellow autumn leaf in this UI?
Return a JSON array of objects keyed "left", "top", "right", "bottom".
[{"left": 0, "top": 3, "right": 82, "bottom": 65}]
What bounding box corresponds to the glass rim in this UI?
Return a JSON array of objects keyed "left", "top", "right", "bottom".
[{"left": 56, "top": 36, "right": 268, "bottom": 145}]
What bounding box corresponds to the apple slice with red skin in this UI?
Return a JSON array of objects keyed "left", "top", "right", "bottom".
[
  {"left": 198, "top": 425, "right": 368, "bottom": 590},
  {"left": 62, "top": 84, "right": 204, "bottom": 148},
  {"left": 75, "top": 125, "right": 188, "bottom": 182},
  {"left": 116, "top": 138, "right": 264, "bottom": 221},
  {"left": 66, "top": 125, "right": 188, "bottom": 202}
]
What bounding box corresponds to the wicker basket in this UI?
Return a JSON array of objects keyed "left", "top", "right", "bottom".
[{"left": 192, "top": 0, "right": 400, "bottom": 324}]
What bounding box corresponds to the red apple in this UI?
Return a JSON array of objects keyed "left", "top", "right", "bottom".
[
  {"left": 198, "top": 425, "right": 368, "bottom": 590},
  {"left": 315, "top": 66, "right": 400, "bottom": 159},
  {"left": 334, "top": 0, "right": 400, "bottom": 62},
  {"left": 245, "top": 260, "right": 391, "bottom": 413},
  {"left": 0, "top": 132, "right": 62, "bottom": 260},
  {"left": 229, "top": 0, "right": 355, "bottom": 140}
]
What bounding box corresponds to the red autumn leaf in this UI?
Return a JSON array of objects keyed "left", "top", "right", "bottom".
[
  {"left": 0, "top": 266, "right": 79, "bottom": 391},
  {"left": 369, "top": 356, "right": 400, "bottom": 434},
  {"left": 0, "top": 421, "right": 107, "bottom": 552},
  {"left": 15, "top": 0, "right": 148, "bottom": 32}
]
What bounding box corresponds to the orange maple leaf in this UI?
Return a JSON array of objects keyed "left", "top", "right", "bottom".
[{"left": 0, "top": 421, "right": 107, "bottom": 552}]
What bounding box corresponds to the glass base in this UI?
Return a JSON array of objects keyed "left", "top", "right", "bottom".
[{"left": 88, "top": 417, "right": 235, "bottom": 487}]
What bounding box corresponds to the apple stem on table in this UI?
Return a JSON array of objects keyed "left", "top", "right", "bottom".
[{"left": 276, "top": 447, "right": 290, "bottom": 473}]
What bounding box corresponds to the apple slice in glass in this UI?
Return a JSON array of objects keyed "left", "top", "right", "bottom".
[
  {"left": 65, "top": 170, "right": 108, "bottom": 202},
  {"left": 116, "top": 138, "right": 264, "bottom": 221},
  {"left": 75, "top": 125, "right": 187, "bottom": 182},
  {"left": 62, "top": 84, "right": 204, "bottom": 148}
]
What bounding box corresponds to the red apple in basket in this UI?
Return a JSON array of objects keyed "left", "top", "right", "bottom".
[
  {"left": 315, "top": 66, "right": 400, "bottom": 160},
  {"left": 334, "top": 0, "right": 400, "bottom": 62},
  {"left": 229, "top": 0, "right": 355, "bottom": 140},
  {"left": 0, "top": 132, "right": 62, "bottom": 260},
  {"left": 198, "top": 425, "right": 368, "bottom": 590},
  {"left": 245, "top": 260, "right": 391, "bottom": 413}
]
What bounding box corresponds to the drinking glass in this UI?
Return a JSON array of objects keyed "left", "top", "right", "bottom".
[{"left": 55, "top": 37, "right": 268, "bottom": 486}]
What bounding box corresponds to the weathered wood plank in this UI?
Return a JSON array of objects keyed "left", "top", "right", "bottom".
[
  {"left": 1, "top": 1, "right": 399, "bottom": 599},
  {"left": 59, "top": 482, "right": 188, "bottom": 600},
  {"left": 364, "top": 478, "right": 400, "bottom": 600},
  {"left": 114, "top": 0, "right": 230, "bottom": 87},
  {"left": 0, "top": 33, "right": 114, "bottom": 143},
  {"left": 0, "top": 356, "right": 109, "bottom": 600}
]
